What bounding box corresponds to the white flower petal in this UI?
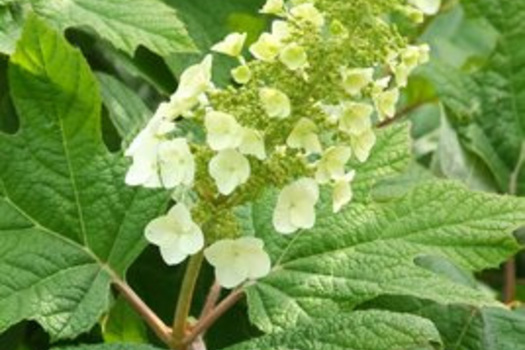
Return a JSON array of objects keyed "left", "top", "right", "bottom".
[
  {"left": 249, "top": 33, "right": 282, "bottom": 62},
  {"left": 159, "top": 241, "right": 189, "bottom": 266},
  {"left": 259, "top": 87, "right": 291, "bottom": 119},
  {"left": 351, "top": 129, "right": 377, "bottom": 163},
  {"left": 173, "top": 55, "right": 213, "bottom": 102},
  {"left": 145, "top": 216, "right": 175, "bottom": 245},
  {"left": 409, "top": 0, "right": 441, "bottom": 15},
  {"left": 205, "top": 238, "right": 271, "bottom": 288},
  {"left": 145, "top": 203, "right": 203, "bottom": 266},
  {"left": 374, "top": 88, "right": 400, "bottom": 121},
  {"left": 239, "top": 128, "right": 267, "bottom": 160},
  {"left": 209, "top": 149, "right": 251, "bottom": 195},
  {"left": 212, "top": 32, "right": 247, "bottom": 57},
  {"left": 290, "top": 3, "right": 325, "bottom": 28},
  {"left": 341, "top": 67, "right": 374, "bottom": 95},
  {"left": 205, "top": 111, "right": 243, "bottom": 151},
  {"left": 333, "top": 175, "right": 354, "bottom": 213},
  {"left": 260, "top": 0, "right": 284, "bottom": 15},
  {"left": 339, "top": 102, "right": 374, "bottom": 136},
  {"left": 279, "top": 43, "right": 308, "bottom": 71},
  {"left": 157, "top": 138, "right": 195, "bottom": 188},
  {"left": 231, "top": 65, "right": 252, "bottom": 84},
  {"left": 315, "top": 146, "right": 352, "bottom": 184},
  {"left": 287, "top": 118, "right": 322, "bottom": 154},
  {"left": 215, "top": 263, "right": 247, "bottom": 289},
  {"left": 273, "top": 178, "right": 319, "bottom": 234},
  {"left": 179, "top": 223, "right": 205, "bottom": 254}
]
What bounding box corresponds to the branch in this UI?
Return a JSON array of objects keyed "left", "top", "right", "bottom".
[
  {"left": 183, "top": 288, "right": 245, "bottom": 347},
  {"left": 200, "top": 280, "right": 222, "bottom": 320},
  {"left": 112, "top": 277, "right": 172, "bottom": 346},
  {"left": 377, "top": 98, "right": 438, "bottom": 129}
]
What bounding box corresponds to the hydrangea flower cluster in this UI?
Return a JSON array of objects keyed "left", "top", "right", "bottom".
[{"left": 125, "top": 0, "right": 433, "bottom": 289}]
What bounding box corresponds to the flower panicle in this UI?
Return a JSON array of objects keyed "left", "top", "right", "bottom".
[{"left": 124, "top": 0, "right": 432, "bottom": 288}]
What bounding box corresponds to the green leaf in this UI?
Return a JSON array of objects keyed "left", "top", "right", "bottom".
[
  {"left": 224, "top": 310, "right": 441, "bottom": 350},
  {"left": 53, "top": 345, "right": 163, "bottom": 350},
  {"left": 102, "top": 297, "right": 148, "bottom": 344},
  {"left": 163, "top": 0, "right": 267, "bottom": 84},
  {"left": 96, "top": 73, "right": 151, "bottom": 147},
  {"left": 369, "top": 296, "right": 525, "bottom": 350},
  {"left": 244, "top": 180, "right": 525, "bottom": 332},
  {"left": 423, "top": 0, "right": 525, "bottom": 194},
  {"left": 30, "top": 0, "right": 197, "bottom": 57},
  {"left": 352, "top": 123, "right": 412, "bottom": 202},
  {"left": 0, "top": 15, "right": 167, "bottom": 340},
  {"left": 431, "top": 106, "right": 498, "bottom": 192},
  {"left": 0, "top": 2, "right": 24, "bottom": 55}
]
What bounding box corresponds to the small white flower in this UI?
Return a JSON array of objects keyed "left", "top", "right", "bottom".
[
  {"left": 341, "top": 67, "right": 374, "bottom": 96},
  {"left": 351, "top": 128, "right": 376, "bottom": 163},
  {"left": 240, "top": 128, "right": 267, "bottom": 160},
  {"left": 231, "top": 65, "right": 252, "bottom": 84},
  {"left": 315, "top": 146, "right": 352, "bottom": 184},
  {"left": 260, "top": 0, "right": 284, "bottom": 15},
  {"left": 271, "top": 20, "right": 291, "bottom": 41},
  {"left": 125, "top": 131, "right": 162, "bottom": 188},
  {"left": 372, "top": 76, "right": 392, "bottom": 95},
  {"left": 273, "top": 178, "right": 320, "bottom": 234},
  {"left": 408, "top": 0, "right": 441, "bottom": 15},
  {"left": 290, "top": 3, "right": 325, "bottom": 28},
  {"left": 205, "top": 111, "right": 243, "bottom": 151},
  {"left": 204, "top": 237, "right": 271, "bottom": 289},
  {"left": 212, "top": 32, "right": 247, "bottom": 57},
  {"left": 403, "top": 6, "right": 425, "bottom": 23},
  {"left": 209, "top": 149, "right": 251, "bottom": 195},
  {"left": 249, "top": 33, "right": 283, "bottom": 62},
  {"left": 287, "top": 118, "right": 322, "bottom": 154},
  {"left": 259, "top": 87, "right": 291, "bottom": 118},
  {"left": 374, "top": 88, "right": 400, "bottom": 121},
  {"left": 169, "top": 55, "right": 213, "bottom": 115},
  {"left": 157, "top": 138, "right": 195, "bottom": 188},
  {"left": 332, "top": 171, "right": 355, "bottom": 213},
  {"left": 279, "top": 43, "right": 308, "bottom": 71},
  {"left": 145, "top": 203, "right": 204, "bottom": 265},
  {"left": 392, "top": 63, "right": 410, "bottom": 88},
  {"left": 339, "top": 102, "right": 374, "bottom": 136}
]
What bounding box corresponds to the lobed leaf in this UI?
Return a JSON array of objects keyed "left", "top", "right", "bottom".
[
  {"left": 0, "top": 15, "right": 167, "bottom": 340},
  {"left": 30, "top": 0, "right": 197, "bottom": 57},
  {"left": 244, "top": 180, "right": 525, "bottom": 332},
  {"left": 224, "top": 310, "right": 441, "bottom": 350}
]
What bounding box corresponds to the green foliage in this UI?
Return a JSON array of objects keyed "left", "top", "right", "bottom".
[
  {"left": 1, "top": 0, "right": 525, "bottom": 349},
  {"left": 0, "top": 16, "right": 167, "bottom": 340},
  {"left": 30, "top": 0, "right": 196, "bottom": 56},
  {"left": 102, "top": 297, "right": 148, "bottom": 344},
  {"left": 224, "top": 310, "right": 441, "bottom": 350},
  {"left": 245, "top": 177, "right": 525, "bottom": 332},
  {"left": 422, "top": 0, "right": 525, "bottom": 194}
]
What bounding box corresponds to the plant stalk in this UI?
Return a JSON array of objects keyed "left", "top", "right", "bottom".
[
  {"left": 183, "top": 288, "right": 244, "bottom": 347},
  {"left": 112, "top": 277, "right": 172, "bottom": 346},
  {"left": 172, "top": 251, "right": 205, "bottom": 349}
]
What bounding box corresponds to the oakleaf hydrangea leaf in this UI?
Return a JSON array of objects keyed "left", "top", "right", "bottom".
[
  {"left": 424, "top": 0, "right": 525, "bottom": 194},
  {"left": 224, "top": 310, "right": 441, "bottom": 350},
  {"left": 30, "top": 0, "right": 197, "bottom": 56},
  {"left": 0, "top": 15, "right": 167, "bottom": 340},
  {"left": 244, "top": 179, "right": 525, "bottom": 332}
]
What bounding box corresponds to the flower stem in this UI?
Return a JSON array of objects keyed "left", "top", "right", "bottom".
[
  {"left": 112, "top": 277, "right": 172, "bottom": 346},
  {"left": 172, "top": 251, "right": 205, "bottom": 349},
  {"left": 183, "top": 288, "right": 245, "bottom": 347},
  {"left": 200, "top": 280, "right": 222, "bottom": 319}
]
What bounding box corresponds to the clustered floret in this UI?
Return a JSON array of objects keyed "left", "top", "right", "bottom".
[{"left": 124, "top": 0, "right": 435, "bottom": 288}]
